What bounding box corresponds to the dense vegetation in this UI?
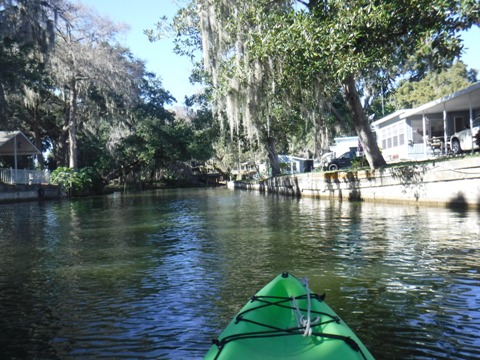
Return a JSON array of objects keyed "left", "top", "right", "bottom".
[
  {"left": 0, "top": 0, "right": 219, "bottom": 194},
  {"left": 1, "top": 0, "right": 479, "bottom": 194},
  {"left": 153, "top": 0, "right": 478, "bottom": 174}
]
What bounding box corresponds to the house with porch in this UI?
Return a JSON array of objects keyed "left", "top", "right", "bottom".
[
  {"left": 372, "top": 82, "right": 480, "bottom": 162},
  {"left": 0, "top": 131, "right": 49, "bottom": 184}
]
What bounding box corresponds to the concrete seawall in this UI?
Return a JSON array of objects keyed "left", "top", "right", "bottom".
[
  {"left": 229, "top": 157, "right": 480, "bottom": 209},
  {"left": 0, "top": 183, "right": 61, "bottom": 203}
]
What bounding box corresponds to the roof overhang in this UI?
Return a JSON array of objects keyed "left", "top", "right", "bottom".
[
  {"left": 372, "top": 109, "right": 408, "bottom": 127},
  {"left": 0, "top": 131, "right": 41, "bottom": 156},
  {"left": 372, "top": 82, "right": 480, "bottom": 127},
  {"left": 400, "top": 82, "right": 480, "bottom": 118}
]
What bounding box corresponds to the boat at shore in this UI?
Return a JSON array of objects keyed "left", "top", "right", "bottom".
[{"left": 205, "top": 272, "right": 374, "bottom": 359}]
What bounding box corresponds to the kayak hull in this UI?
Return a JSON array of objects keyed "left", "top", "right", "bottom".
[{"left": 205, "top": 272, "right": 374, "bottom": 359}]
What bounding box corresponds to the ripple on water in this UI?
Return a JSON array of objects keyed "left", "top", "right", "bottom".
[{"left": 0, "top": 190, "right": 479, "bottom": 359}]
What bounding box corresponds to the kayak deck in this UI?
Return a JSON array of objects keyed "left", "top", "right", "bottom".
[{"left": 205, "top": 272, "right": 374, "bottom": 359}]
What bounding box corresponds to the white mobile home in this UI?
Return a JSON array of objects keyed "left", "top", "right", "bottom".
[{"left": 372, "top": 82, "right": 480, "bottom": 162}]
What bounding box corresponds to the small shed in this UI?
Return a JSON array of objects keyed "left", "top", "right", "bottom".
[{"left": 278, "top": 155, "right": 313, "bottom": 174}]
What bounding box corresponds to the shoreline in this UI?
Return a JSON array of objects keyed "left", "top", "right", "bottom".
[{"left": 228, "top": 156, "right": 480, "bottom": 210}]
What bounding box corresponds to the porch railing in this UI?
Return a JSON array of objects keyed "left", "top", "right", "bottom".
[{"left": 0, "top": 168, "right": 50, "bottom": 185}]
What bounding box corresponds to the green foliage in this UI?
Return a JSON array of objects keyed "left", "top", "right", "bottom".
[
  {"left": 50, "top": 167, "right": 93, "bottom": 196},
  {"left": 1, "top": 1, "right": 222, "bottom": 189},
  {"left": 158, "top": 0, "right": 479, "bottom": 173},
  {"left": 77, "top": 124, "right": 113, "bottom": 172},
  {"left": 235, "top": 0, "right": 478, "bottom": 168},
  {"left": 253, "top": 0, "right": 479, "bottom": 93},
  {"left": 351, "top": 156, "right": 369, "bottom": 170},
  {"left": 4, "top": 0, "right": 478, "bottom": 188}
]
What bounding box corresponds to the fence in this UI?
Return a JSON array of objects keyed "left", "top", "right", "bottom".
[{"left": 0, "top": 168, "right": 50, "bottom": 185}]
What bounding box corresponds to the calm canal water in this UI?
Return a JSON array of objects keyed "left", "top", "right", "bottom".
[{"left": 0, "top": 188, "right": 479, "bottom": 359}]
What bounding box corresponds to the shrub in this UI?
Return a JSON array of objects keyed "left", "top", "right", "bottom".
[{"left": 50, "top": 167, "right": 93, "bottom": 196}]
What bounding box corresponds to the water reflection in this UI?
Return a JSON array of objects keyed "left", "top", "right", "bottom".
[{"left": 0, "top": 189, "right": 479, "bottom": 359}]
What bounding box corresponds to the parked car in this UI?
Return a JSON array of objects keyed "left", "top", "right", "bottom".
[
  {"left": 450, "top": 116, "right": 480, "bottom": 154},
  {"left": 323, "top": 150, "right": 358, "bottom": 171}
]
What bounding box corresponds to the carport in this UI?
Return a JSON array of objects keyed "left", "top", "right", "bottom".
[
  {"left": 373, "top": 82, "right": 480, "bottom": 161},
  {"left": 401, "top": 82, "right": 480, "bottom": 156}
]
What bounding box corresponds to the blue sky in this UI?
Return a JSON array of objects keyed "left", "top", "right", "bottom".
[
  {"left": 80, "top": 0, "right": 479, "bottom": 106},
  {"left": 80, "top": 0, "right": 200, "bottom": 105}
]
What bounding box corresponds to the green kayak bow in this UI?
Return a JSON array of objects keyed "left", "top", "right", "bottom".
[{"left": 205, "top": 272, "right": 374, "bottom": 360}]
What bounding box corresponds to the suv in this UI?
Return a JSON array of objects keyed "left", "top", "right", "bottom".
[{"left": 450, "top": 117, "right": 480, "bottom": 154}]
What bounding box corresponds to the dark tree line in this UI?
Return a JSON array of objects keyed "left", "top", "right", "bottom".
[{"left": 0, "top": 0, "right": 218, "bottom": 193}]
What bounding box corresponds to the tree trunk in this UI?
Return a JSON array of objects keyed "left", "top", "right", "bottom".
[
  {"left": 68, "top": 81, "right": 78, "bottom": 169},
  {"left": 343, "top": 75, "right": 386, "bottom": 169},
  {"left": 265, "top": 136, "right": 280, "bottom": 177},
  {"left": 0, "top": 84, "right": 6, "bottom": 121},
  {"left": 31, "top": 116, "right": 45, "bottom": 169}
]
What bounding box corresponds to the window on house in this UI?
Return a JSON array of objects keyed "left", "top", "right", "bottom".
[
  {"left": 381, "top": 123, "right": 406, "bottom": 149},
  {"left": 392, "top": 125, "right": 398, "bottom": 147}
]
